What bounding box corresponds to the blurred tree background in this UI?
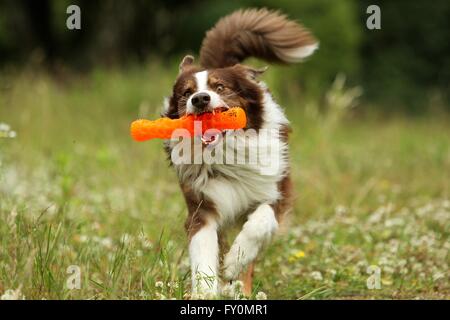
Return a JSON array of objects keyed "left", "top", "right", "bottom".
[{"left": 0, "top": 0, "right": 448, "bottom": 113}]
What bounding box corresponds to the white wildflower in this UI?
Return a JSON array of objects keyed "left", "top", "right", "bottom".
[
  {"left": 92, "top": 222, "right": 101, "bottom": 231},
  {"left": 155, "top": 292, "right": 167, "bottom": 300},
  {"left": 255, "top": 291, "right": 267, "bottom": 300},
  {"left": 335, "top": 205, "right": 347, "bottom": 215},
  {"left": 79, "top": 235, "right": 89, "bottom": 243},
  {"left": 442, "top": 200, "right": 450, "bottom": 209},
  {"left": 368, "top": 208, "right": 384, "bottom": 224},
  {"left": 100, "top": 237, "right": 113, "bottom": 249},
  {"left": 221, "top": 280, "right": 245, "bottom": 299},
  {"left": 412, "top": 263, "right": 423, "bottom": 272},
  {"left": 432, "top": 272, "right": 445, "bottom": 282},
  {"left": 190, "top": 292, "right": 206, "bottom": 300},
  {"left": 328, "top": 269, "right": 337, "bottom": 277},
  {"left": 0, "top": 123, "right": 16, "bottom": 139},
  {"left": 384, "top": 217, "right": 405, "bottom": 228},
  {"left": 383, "top": 266, "right": 395, "bottom": 274},
  {"left": 311, "top": 271, "right": 323, "bottom": 281},
  {"left": 397, "top": 259, "right": 407, "bottom": 267},
  {"left": 221, "top": 283, "right": 235, "bottom": 298},
  {"left": 0, "top": 123, "right": 11, "bottom": 131},
  {"left": 167, "top": 281, "right": 179, "bottom": 289},
  {"left": 233, "top": 280, "right": 244, "bottom": 291},
  {"left": 1, "top": 288, "right": 25, "bottom": 300}
]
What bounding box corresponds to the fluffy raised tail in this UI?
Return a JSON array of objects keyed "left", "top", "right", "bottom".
[{"left": 199, "top": 8, "right": 318, "bottom": 69}]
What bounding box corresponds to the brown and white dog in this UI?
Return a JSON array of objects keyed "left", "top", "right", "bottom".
[{"left": 162, "top": 8, "right": 317, "bottom": 297}]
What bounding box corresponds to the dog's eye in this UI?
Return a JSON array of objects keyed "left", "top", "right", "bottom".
[
  {"left": 216, "top": 84, "right": 225, "bottom": 92},
  {"left": 183, "top": 90, "right": 192, "bottom": 98}
]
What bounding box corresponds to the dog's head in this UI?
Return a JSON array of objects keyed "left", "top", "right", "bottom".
[{"left": 165, "top": 55, "right": 267, "bottom": 133}]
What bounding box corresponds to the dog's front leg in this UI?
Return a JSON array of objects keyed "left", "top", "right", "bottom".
[
  {"left": 188, "top": 216, "right": 219, "bottom": 298},
  {"left": 182, "top": 185, "right": 220, "bottom": 298},
  {"left": 223, "top": 203, "right": 278, "bottom": 281}
]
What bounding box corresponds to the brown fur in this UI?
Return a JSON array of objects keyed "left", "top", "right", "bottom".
[
  {"left": 271, "top": 124, "right": 294, "bottom": 222},
  {"left": 240, "top": 262, "right": 255, "bottom": 297},
  {"left": 271, "top": 174, "right": 294, "bottom": 222},
  {"left": 165, "top": 65, "right": 265, "bottom": 130},
  {"left": 200, "top": 8, "right": 317, "bottom": 68},
  {"left": 182, "top": 183, "right": 218, "bottom": 240},
  {"left": 163, "top": 8, "right": 316, "bottom": 295},
  {"left": 166, "top": 67, "right": 202, "bottom": 119}
]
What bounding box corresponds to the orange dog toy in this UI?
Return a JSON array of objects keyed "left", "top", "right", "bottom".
[{"left": 130, "top": 107, "right": 247, "bottom": 141}]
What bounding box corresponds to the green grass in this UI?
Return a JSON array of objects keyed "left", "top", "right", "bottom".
[{"left": 0, "top": 64, "right": 449, "bottom": 300}]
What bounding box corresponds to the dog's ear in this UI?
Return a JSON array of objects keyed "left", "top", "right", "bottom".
[
  {"left": 179, "top": 55, "right": 195, "bottom": 74},
  {"left": 246, "top": 65, "right": 268, "bottom": 80},
  {"left": 233, "top": 64, "right": 268, "bottom": 80}
]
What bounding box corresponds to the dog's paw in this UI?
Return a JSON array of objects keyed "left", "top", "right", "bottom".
[
  {"left": 192, "top": 273, "right": 219, "bottom": 298},
  {"left": 223, "top": 245, "right": 252, "bottom": 280},
  {"left": 223, "top": 258, "right": 241, "bottom": 281},
  {"left": 221, "top": 280, "right": 245, "bottom": 298}
]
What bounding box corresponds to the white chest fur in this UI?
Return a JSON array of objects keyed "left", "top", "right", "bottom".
[
  {"left": 203, "top": 168, "right": 280, "bottom": 225},
  {"left": 169, "top": 88, "right": 290, "bottom": 226},
  {"left": 174, "top": 128, "right": 288, "bottom": 226}
]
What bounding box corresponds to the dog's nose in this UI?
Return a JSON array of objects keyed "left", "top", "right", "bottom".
[{"left": 191, "top": 92, "right": 211, "bottom": 111}]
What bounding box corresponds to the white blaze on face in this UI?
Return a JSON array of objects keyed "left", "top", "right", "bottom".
[
  {"left": 186, "top": 70, "right": 225, "bottom": 114},
  {"left": 195, "top": 70, "right": 208, "bottom": 91}
]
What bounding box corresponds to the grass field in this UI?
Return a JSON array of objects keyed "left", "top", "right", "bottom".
[{"left": 0, "top": 64, "right": 449, "bottom": 300}]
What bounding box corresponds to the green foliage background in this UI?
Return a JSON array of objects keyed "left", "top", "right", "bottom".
[
  {"left": 0, "top": 0, "right": 448, "bottom": 112},
  {"left": 0, "top": 1, "right": 449, "bottom": 300}
]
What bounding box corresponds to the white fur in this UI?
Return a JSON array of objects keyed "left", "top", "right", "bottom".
[
  {"left": 195, "top": 70, "right": 208, "bottom": 91},
  {"left": 223, "top": 203, "right": 278, "bottom": 280},
  {"left": 203, "top": 167, "right": 280, "bottom": 225},
  {"left": 276, "top": 43, "right": 319, "bottom": 63},
  {"left": 201, "top": 87, "right": 289, "bottom": 225},
  {"left": 260, "top": 84, "right": 289, "bottom": 129},
  {"left": 166, "top": 82, "right": 290, "bottom": 295},
  {"left": 162, "top": 97, "right": 170, "bottom": 114},
  {"left": 202, "top": 132, "right": 287, "bottom": 224},
  {"left": 186, "top": 71, "right": 225, "bottom": 114},
  {"left": 170, "top": 84, "right": 289, "bottom": 225},
  {"left": 189, "top": 218, "right": 219, "bottom": 296}
]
